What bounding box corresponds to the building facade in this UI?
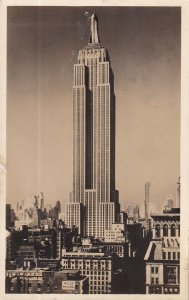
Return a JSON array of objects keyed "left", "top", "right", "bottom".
[
  {"left": 6, "top": 269, "right": 89, "bottom": 294},
  {"left": 104, "top": 223, "right": 126, "bottom": 243},
  {"left": 144, "top": 208, "right": 180, "bottom": 294},
  {"left": 61, "top": 246, "right": 118, "bottom": 294},
  {"left": 66, "top": 13, "right": 120, "bottom": 239}
]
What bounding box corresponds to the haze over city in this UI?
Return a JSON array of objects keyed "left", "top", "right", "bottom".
[
  {"left": 5, "top": 7, "right": 182, "bottom": 295},
  {"left": 7, "top": 6, "right": 180, "bottom": 212}
]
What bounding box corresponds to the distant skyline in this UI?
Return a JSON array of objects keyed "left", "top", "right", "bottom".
[{"left": 7, "top": 6, "right": 180, "bottom": 212}]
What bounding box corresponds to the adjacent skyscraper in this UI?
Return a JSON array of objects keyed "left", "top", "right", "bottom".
[{"left": 66, "top": 13, "right": 120, "bottom": 239}]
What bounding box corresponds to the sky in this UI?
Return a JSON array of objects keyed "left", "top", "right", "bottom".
[{"left": 7, "top": 6, "right": 181, "bottom": 213}]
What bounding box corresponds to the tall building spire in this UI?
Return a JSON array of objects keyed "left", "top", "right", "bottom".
[{"left": 88, "top": 13, "right": 100, "bottom": 46}]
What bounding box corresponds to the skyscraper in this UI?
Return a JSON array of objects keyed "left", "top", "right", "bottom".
[
  {"left": 144, "top": 182, "right": 151, "bottom": 219},
  {"left": 66, "top": 13, "right": 120, "bottom": 239}
]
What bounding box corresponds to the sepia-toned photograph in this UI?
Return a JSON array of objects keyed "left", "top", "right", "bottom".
[{"left": 1, "top": 2, "right": 188, "bottom": 297}]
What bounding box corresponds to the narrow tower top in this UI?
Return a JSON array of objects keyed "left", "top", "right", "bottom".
[{"left": 87, "top": 13, "right": 101, "bottom": 47}]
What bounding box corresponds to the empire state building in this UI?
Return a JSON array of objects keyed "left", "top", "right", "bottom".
[{"left": 66, "top": 13, "right": 120, "bottom": 239}]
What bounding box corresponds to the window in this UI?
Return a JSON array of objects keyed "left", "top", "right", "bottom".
[
  {"left": 163, "top": 224, "right": 168, "bottom": 237},
  {"left": 149, "top": 287, "right": 162, "bottom": 294},
  {"left": 165, "top": 266, "right": 177, "bottom": 284},
  {"left": 171, "top": 224, "right": 176, "bottom": 237},
  {"left": 156, "top": 224, "right": 160, "bottom": 238},
  {"left": 151, "top": 266, "right": 158, "bottom": 273},
  {"left": 173, "top": 252, "right": 176, "bottom": 260},
  {"left": 151, "top": 275, "right": 158, "bottom": 284},
  {"left": 163, "top": 252, "right": 166, "bottom": 260},
  {"left": 168, "top": 252, "right": 171, "bottom": 260}
]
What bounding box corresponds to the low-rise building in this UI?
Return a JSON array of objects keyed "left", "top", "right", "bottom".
[
  {"left": 6, "top": 269, "right": 89, "bottom": 294},
  {"left": 103, "top": 243, "right": 128, "bottom": 258},
  {"left": 36, "top": 258, "right": 60, "bottom": 270},
  {"left": 49, "top": 269, "right": 89, "bottom": 294},
  {"left": 61, "top": 244, "right": 119, "bottom": 294}
]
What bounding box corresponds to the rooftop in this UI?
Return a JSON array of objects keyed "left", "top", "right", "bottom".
[
  {"left": 162, "top": 237, "right": 180, "bottom": 248},
  {"left": 144, "top": 237, "right": 180, "bottom": 261},
  {"left": 151, "top": 207, "right": 180, "bottom": 219},
  {"left": 144, "top": 240, "right": 162, "bottom": 261}
]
